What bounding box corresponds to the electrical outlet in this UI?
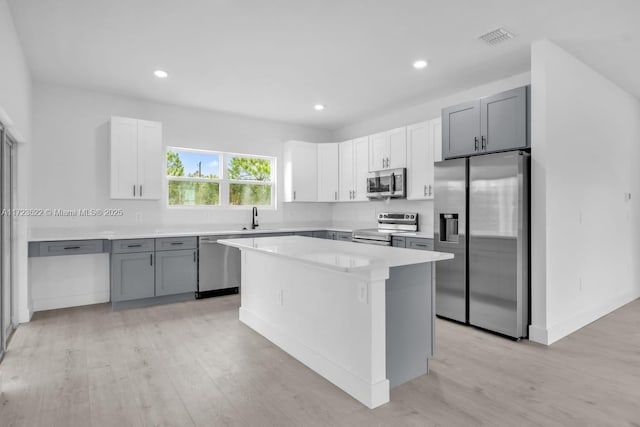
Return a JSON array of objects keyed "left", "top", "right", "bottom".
[
  {"left": 276, "top": 289, "right": 283, "bottom": 306},
  {"left": 135, "top": 212, "right": 143, "bottom": 221},
  {"left": 578, "top": 277, "right": 583, "bottom": 292}
]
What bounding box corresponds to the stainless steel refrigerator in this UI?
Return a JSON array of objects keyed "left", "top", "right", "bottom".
[{"left": 434, "top": 151, "right": 529, "bottom": 339}]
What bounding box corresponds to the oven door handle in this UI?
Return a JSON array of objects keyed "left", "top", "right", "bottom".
[{"left": 351, "top": 237, "right": 391, "bottom": 246}]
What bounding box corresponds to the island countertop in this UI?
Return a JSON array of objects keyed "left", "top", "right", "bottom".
[{"left": 218, "top": 235, "right": 453, "bottom": 273}]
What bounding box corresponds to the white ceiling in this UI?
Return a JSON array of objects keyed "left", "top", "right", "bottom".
[{"left": 8, "top": 0, "right": 640, "bottom": 129}]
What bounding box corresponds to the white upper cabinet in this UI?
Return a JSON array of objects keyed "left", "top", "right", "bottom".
[
  {"left": 338, "top": 137, "right": 369, "bottom": 202},
  {"left": 317, "top": 143, "right": 339, "bottom": 202},
  {"left": 369, "top": 127, "right": 406, "bottom": 171},
  {"left": 338, "top": 140, "right": 354, "bottom": 201},
  {"left": 432, "top": 117, "right": 443, "bottom": 163},
  {"left": 284, "top": 141, "right": 317, "bottom": 202},
  {"left": 353, "top": 137, "right": 369, "bottom": 201},
  {"left": 406, "top": 117, "right": 441, "bottom": 200},
  {"left": 110, "top": 117, "right": 162, "bottom": 200}
]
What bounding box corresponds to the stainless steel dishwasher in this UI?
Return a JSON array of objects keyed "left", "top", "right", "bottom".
[{"left": 197, "top": 236, "right": 241, "bottom": 298}]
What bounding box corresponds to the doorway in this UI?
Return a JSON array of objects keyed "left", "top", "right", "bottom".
[{"left": 0, "top": 122, "right": 16, "bottom": 360}]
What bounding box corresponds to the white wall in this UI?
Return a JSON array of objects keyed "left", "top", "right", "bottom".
[
  {"left": 334, "top": 72, "right": 531, "bottom": 141},
  {"left": 30, "top": 82, "right": 334, "bottom": 230},
  {"left": 529, "top": 40, "right": 640, "bottom": 345},
  {"left": 331, "top": 72, "right": 532, "bottom": 234},
  {"left": 0, "top": 0, "right": 32, "bottom": 324}
]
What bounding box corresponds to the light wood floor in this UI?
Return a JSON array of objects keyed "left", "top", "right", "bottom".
[{"left": 1, "top": 295, "right": 638, "bottom": 427}]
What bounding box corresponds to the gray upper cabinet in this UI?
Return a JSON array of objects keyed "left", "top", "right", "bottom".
[
  {"left": 480, "top": 86, "right": 528, "bottom": 153},
  {"left": 442, "top": 99, "right": 481, "bottom": 159},
  {"left": 155, "top": 249, "right": 197, "bottom": 296},
  {"left": 111, "top": 252, "right": 155, "bottom": 302},
  {"left": 442, "top": 86, "right": 529, "bottom": 159}
]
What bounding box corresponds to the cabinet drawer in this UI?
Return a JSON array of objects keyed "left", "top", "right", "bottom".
[
  {"left": 111, "top": 239, "right": 155, "bottom": 253},
  {"left": 336, "top": 232, "right": 353, "bottom": 241},
  {"left": 312, "top": 231, "right": 328, "bottom": 239},
  {"left": 35, "top": 239, "right": 105, "bottom": 257},
  {"left": 155, "top": 236, "right": 197, "bottom": 251},
  {"left": 392, "top": 237, "right": 406, "bottom": 248},
  {"left": 406, "top": 237, "right": 434, "bottom": 251}
]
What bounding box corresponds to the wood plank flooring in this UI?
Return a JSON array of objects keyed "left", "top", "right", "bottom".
[{"left": 1, "top": 295, "right": 639, "bottom": 426}]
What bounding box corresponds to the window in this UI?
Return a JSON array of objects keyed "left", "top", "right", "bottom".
[{"left": 166, "top": 147, "right": 275, "bottom": 208}]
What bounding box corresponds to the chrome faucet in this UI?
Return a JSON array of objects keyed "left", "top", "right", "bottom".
[{"left": 251, "top": 206, "right": 259, "bottom": 229}]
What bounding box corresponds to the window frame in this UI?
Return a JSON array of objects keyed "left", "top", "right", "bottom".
[{"left": 165, "top": 146, "right": 277, "bottom": 210}]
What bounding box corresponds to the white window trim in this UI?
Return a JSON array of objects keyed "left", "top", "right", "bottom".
[{"left": 166, "top": 146, "right": 277, "bottom": 210}]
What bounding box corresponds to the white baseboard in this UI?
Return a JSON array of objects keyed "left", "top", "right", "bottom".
[
  {"left": 529, "top": 290, "right": 639, "bottom": 346},
  {"left": 32, "top": 292, "right": 110, "bottom": 312},
  {"left": 528, "top": 324, "right": 549, "bottom": 345},
  {"left": 239, "top": 307, "right": 390, "bottom": 409}
]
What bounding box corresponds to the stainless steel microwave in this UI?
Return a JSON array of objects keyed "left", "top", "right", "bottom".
[{"left": 366, "top": 168, "right": 406, "bottom": 199}]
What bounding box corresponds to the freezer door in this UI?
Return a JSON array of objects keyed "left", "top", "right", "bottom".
[
  {"left": 468, "top": 152, "right": 529, "bottom": 338},
  {"left": 434, "top": 158, "right": 467, "bottom": 323}
]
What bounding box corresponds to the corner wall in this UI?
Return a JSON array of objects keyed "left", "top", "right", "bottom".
[
  {"left": 529, "top": 40, "right": 640, "bottom": 344},
  {"left": 30, "top": 82, "right": 334, "bottom": 230}
]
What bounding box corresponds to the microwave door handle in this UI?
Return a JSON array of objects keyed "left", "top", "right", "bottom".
[{"left": 390, "top": 173, "right": 395, "bottom": 193}]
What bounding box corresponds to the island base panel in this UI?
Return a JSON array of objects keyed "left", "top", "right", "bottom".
[{"left": 239, "top": 250, "right": 390, "bottom": 408}]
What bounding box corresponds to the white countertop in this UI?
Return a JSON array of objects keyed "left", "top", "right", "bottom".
[
  {"left": 27, "top": 224, "right": 361, "bottom": 242},
  {"left": 218, "top": 235, "right": 452, "bottom": 273}
]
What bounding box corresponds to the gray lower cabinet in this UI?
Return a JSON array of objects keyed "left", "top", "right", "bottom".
[
  {"left": 111, "top": 237, "right": 197, "bottom": 306},
  {"left": 406, "top": 237, "right": 434, "bottom": 251},
  {"left": 442, "top": 86, "right": 529, "bottom": 159},
  {"left": 392, "top": 236, "right": 434, "bottom": 250},
  {"left": 155, "top": 249, "right": 197, "bottom": 296},
  {"left": 326, "top": 231, "right": 338, "bottom": 240},
  {"left": 111, "top": 252, "right": 155, "bottom": 302},
  {"left": 312, "top": 230, "right": 328, "bottom": 239},
  {"left": 392, "top": 236, "right": 406, "bottom": 248},
  {"left": 336, "top": 232, "right": 352, "bottom": 241}
]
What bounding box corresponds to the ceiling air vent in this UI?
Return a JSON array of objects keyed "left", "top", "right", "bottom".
[{"left": 478, "top": 27, "right": 515, "bottom": 46}]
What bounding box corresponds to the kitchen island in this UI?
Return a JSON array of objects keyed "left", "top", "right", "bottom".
[{"left": 218, "top": 235, "right": 453, "bottom": 408}]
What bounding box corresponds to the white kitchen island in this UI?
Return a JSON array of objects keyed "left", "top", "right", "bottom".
[{"left": 219, "top": 235, "right": 453, "bottom": 408}]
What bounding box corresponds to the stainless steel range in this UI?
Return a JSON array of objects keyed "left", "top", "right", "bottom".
[{"left": 352, "top": 212, "right": 418, "bottom": 246}]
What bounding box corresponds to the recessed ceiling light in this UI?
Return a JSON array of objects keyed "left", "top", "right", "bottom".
[
  {"left": 413, "top": 60, "right": 428, "bottom": 70},
  {"left": 314, "top": 104, "right": 325, "bottom": 111},
  {"left": 154, "top": 69, "right": 169, "bottom": 79}
]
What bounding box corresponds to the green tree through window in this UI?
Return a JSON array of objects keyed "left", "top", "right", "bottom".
[{"left": 166, "top": 149, "right": 273, "bottom": 207}]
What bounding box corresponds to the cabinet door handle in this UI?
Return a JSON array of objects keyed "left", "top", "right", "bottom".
[
  {"left": 193, "top": 251, "right": 196, "bottom": 263},
  {"left": 140, "top": 185, "right": 143, "bottom": 197},
  {"left": 474, "top": 137, "right": 479, "bottom": 151},
  {"left": 481, "top": 136, "right": 487, "bottom": 150},
  {"left": 424, "top": 184, "right": 427, "bottom": 196},
  {"left": 133, "top": 185, "right": 136, "bottom": 197},
  {"left": 127, "top": 244, "right": 142, "bottom": 248},
  {"left": 293, "top": 190, "right": 296, "bottom": 200},
  {"left": 170, "top": 242, "right": 184, "bottom": 246},
  {"left": 150, "top": 253, "right": 153, "bottom": 266},
  {"left": 64, "top": 246, "right": 80, "bottom": 250},
  {"left": 335, "top": 191, "right": 337, "bottom": 201},
  {"left": 429, "top": 185, "right": 432, "bottom": 196},
  {"left": 382, "top": 158, "right": 385, "bottom": 168}
]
